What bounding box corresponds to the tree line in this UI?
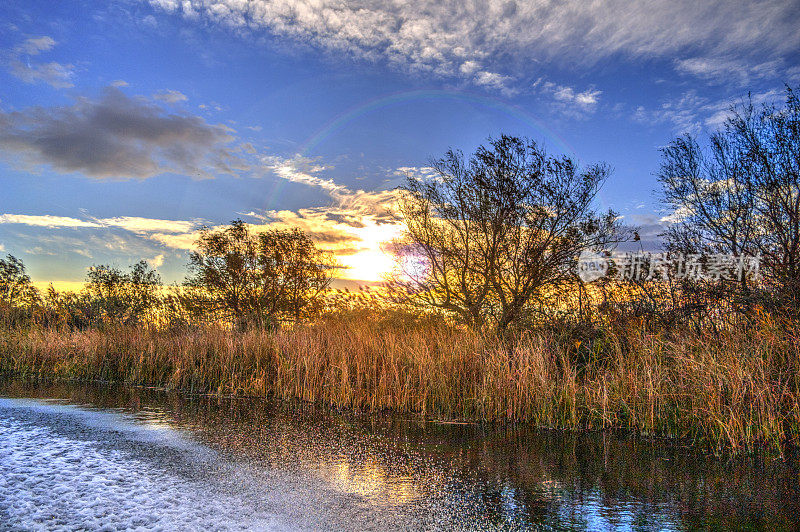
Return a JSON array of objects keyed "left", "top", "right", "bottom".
[
  {"left": 2, "top": 86, "right": 798, "bottom": 333},
  {"left": 0, "top": 225, "right": 335, "bottom": 330}
]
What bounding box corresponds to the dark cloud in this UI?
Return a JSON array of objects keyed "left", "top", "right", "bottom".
[
  {"left": 324, "top": 212, "right": 366, "bottom": 228},
  {"left": 0, "top": 87, "right": 246, "bottom": 179},
  {"left": 302, "top": 229, "right": 357, "bottom": 244}
]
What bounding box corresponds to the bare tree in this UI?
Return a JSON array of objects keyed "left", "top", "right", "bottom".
[
  {"left": 394, "top": 135, "right": 625, "bottom": 332},
  {"left": 659, "top": 85, "right": 800, "bottom": 312},
  {"left": 736, "top": 87, "right": 800, "bottom": 302}
]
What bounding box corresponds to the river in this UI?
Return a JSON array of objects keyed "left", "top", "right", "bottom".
[{"left": 1, "top": 381, "right": 798, "bottom": 531}]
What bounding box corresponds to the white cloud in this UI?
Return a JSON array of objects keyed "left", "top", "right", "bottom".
[
  {"left": 96, "top": 216, "right": 199, "bottom": 234},
  {"left": 459, "top": 61, "right": 480, "bottom": 75},
  {"left": 659, "top": 207, "right": 694, "bottom": 225},
  {"left": 5, "top": 36, "right": 75, "bottom": 88},
  {"left": 634, "top": 88, "right": 785, "bottom": 134},
  {"left": 150, "top": 253, "right": 166, "bottom": 267},
  {"left": 141, "top": 14, "right": 159, "bottom": 28},
  {"left": 554, "top": 87, "right": 600, "bottom": 107},
  {"left": 0, "top": 213, "right": 204, "bottom": 272},
  {"left": 393, "top": 166, "right": 436, "bottom": 179},
  {"left": 261, "top": 154, "right": 346, "bottom": 193},
  {"left": 675, "top": 56, "right": 783, "bottom": 85},
  {"left": 633, "top": 91, "right": 707, "bottom": 134},
  {"left": 13, "top": 36, "right": 57, "bottom": 55},
  {"left": 0, "top": 214, "right": 102, "bottom": 228},
  {"left": 153, "top": 89, "right": 188, "bottom": 103},
  {"left": 0, "top": 213, "right": 199, "bottom": 233},
  {"left": 147, "top": 0, "right": 800, "bottom": 91},
  {"left": 537, "top": 81, "right": 602, "bottom": 116},
  {"left": 148, "top": 232, "right": 200, "bottom": 250},
  {"left": 473, "top": 71, "right": 516, "bottom": 96},
  {"left": 702, "top": 89, "right": 783, "bottom": 128}
]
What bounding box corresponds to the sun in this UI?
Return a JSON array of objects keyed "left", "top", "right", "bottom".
[
  {"left": 337, "top": 220, "right": 404, "bottom": 283},
  {"left": 338, "top": 249, "right": 396, "bottom": 283}
]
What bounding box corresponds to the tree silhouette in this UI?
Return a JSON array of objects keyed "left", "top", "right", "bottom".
[
  {"left": 659, "top": 85, "right": 800, "bottom": 313},
  {"left": 185, "top": 220, "right": 334, "bottom": 328},
  {"left": 394, "top": 135, "right": 625, "bottom": 332},
  {"left": 85, "top": 260, "right": 161, "bottom": 325},
  {"left": 0, "top": 254, "right": 40, "bottom": 308}
]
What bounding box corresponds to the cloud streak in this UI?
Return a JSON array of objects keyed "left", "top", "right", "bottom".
[
  {"left": 147, "top": 0, "right": 800, "bottom": 92},
  {"left": 260, "top": 155, "right": 347, "bottom": 193},
  {"left": 0, "top": 213, "right": 200, "bottom": 233},
  {"left": 675, "top": 56, "right": 784, "bottom": 86},
  {"left": 0, "top": 214, "right": 101, "bottom": 229},
  {"left": 633, "top": 88, "right": 785, "bottom": 134},
  {"left": 95, "top": 216, "right": 199, "bottom": 234}
]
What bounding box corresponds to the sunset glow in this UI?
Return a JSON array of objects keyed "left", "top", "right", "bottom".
[
  {"left": 337, "top": 219, "right": 405, "bottom": 282},
  {"left": 0, "top": 0, "right": 796, "bottom": 288},
  {"left": 1, "top": 2, "right": 798, "bottom": 529}
]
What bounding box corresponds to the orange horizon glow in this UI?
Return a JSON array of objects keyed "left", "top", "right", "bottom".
[{"left": 30, "top": 221, "right": 406, "bottom": 292}]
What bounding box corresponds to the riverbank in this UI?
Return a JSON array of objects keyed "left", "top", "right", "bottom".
[{"left": 1, "top": 311, "right": 798, "bottom": 455}]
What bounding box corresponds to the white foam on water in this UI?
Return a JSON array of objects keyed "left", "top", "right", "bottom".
[
  {"left": 0, "top": 398, "right": 206, "bottom": 452},
  {"left": 0, "top": 399, "right": 290, "bottom": 531}
]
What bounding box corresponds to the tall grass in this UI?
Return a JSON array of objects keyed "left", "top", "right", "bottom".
[{"left": 1, "top": 310, "right": 798, "bottom": 455}]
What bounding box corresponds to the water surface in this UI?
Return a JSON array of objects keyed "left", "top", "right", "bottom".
[{"left": 1, "top": 381, "right": 797, "bottom": 531}]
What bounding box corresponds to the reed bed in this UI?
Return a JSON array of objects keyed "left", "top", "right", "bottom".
[{"left": 1, "top": 311, "right": 798, "bottom": 455}]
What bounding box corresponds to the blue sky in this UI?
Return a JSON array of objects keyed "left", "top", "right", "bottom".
[{"left": 1, "top": 0, "right": 798, "bottom": 288}]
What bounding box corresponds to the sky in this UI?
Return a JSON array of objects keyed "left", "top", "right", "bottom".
[{"left": 1, "top": 0, "right": 798, "bottom": 290}]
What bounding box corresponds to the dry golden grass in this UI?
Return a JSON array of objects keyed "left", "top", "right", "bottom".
[{"left": 1, "top": 310, "right": 798, "bottom": 455}]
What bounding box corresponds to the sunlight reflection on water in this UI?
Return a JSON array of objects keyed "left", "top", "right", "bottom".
[{"left": 1, "top": 381, "right": 798, "bottom": 531}]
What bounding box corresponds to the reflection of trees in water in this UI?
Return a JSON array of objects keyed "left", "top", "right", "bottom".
[
  {"left": 433, "top": 425, "right": 800, "bottom": 530},
  {"left": 4, "top": 381, "right": 798, "bottom": 530}
]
